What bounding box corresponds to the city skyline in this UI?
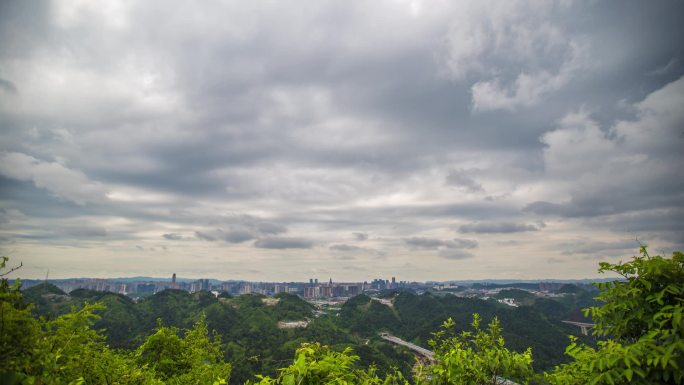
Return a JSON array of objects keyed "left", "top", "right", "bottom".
[
  {"left": 1, "top": 1, "right": 683, "bottom": 281},
  {"left": 17, "top": 272, "right": 615, "bottom": 284},
  {"left": 18, "top": 272, "right": 602, "bottom": 300}
]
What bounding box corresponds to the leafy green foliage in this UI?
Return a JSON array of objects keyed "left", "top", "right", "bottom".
[
  {"left": 0, "top": 257, "right": 41, "bottom": 380},
  {"left": 136, "top": 316, "right": 231, "bottom": 384},
  {"left": 418, "top": 314, "right": 534, "bottom": 385},
  {"left": 547, "top": 248, "right": 684, "bottom": 385},
  {"left": 248, "top": 343, "right": 408, "bottom": 385},
  {"left": 7, "top": 246, "right": 680, "bottom": 385},
  {"left": 1, "top": 295, "right": 157, "bottom": 384},
  {"left": 0, "top": 257, "right": 231, "bottom": 385},
  {"left": 20, "top": 277, "right": 591, "bottom": 381},
  {"left": 590, "top": 248, "right": 682, "bottom": 342}
]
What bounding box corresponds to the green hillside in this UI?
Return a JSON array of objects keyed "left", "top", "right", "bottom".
[
  {"left": 23, "top": 286, "right": 414, "bottom": 384},
  {"left": 4, "top": 249, "right": 682, "bottom": 384},
  {"left": 336, "top": 291, "right": 596, "bottom": 372},
  {"left": 22, "top": 281, "right": 600, "bottom": 379}
]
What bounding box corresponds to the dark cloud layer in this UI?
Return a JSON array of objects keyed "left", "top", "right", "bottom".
[
  {"left": 459, "top": 222, "right": 544, "bottom": 234},
  {"left": 254, "top": 237, "right": 313, "bottom": 250},
  {"left": 445, "top": 169, "right": 485, "bottom": 193},
  {"left": 404, "top": 237, "right": 447, "bottom": 250},
  {"left": 163, "top": 233, "right": 184, "bottom": 241},
  {"left": 330, "top": 244, "right": 364, "bottom": 252},
  {"left": 404, "top": 237, "right": 478, "bottom": 250},
  {"left": 195, "top": 229, "right": 255, "bottom": 243},
  {"left": 352, "top": 232, "right": 368, "bottom": 241},
  {"left": 0, "top": 0, "right": 682, "bottom": 280}
]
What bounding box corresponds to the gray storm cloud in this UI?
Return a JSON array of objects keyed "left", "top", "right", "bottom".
[
  {"left": 0, "top": 0, "right": 682, "bottom": 280},
  {"left": 330, "top": 244, "right": 364, "bottom": 252},
  {"left": 459, "top": 222, "right": 544, "bottom": 234},
  {"left": 254, "top": 237, "right": 314, "bottom": 250}
]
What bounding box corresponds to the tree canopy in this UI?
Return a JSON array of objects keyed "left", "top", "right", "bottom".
[
  {"left": 1, "top": 248, "right": 681, "bottom": 385},
  {"left": 546, "top": 247, "right": 684, "bottom": 385}
]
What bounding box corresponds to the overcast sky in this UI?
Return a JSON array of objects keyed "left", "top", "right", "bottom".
[{"left": 1, "top": 0, "right": 683, "bottom": 281}]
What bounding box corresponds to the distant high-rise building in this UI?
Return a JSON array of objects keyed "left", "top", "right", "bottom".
[
  {"left": 346, "top": 285, "right": 361, "bottom": 296},
  {"left": 240, "top": 284, "right": 252, "bottom": 295},
  {"left": 320, "top": 285, "right": 332, "bottom": 297},
  {"left": 304, "top": 286, "right": 320, "bottom": 299},
  {"left": 331, "top": 285, "right": 344, "bottom": 297},
  {"left": 172, "top": 273, "right": 176, "bottom": 284}
]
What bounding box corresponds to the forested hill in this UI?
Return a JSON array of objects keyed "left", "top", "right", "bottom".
[
  {"left": 7, "top": 250, "right": 682, "bottom": 385},
  {"left": 336, "top": 291, "right": 597, "bottom": 371},
  {"left": 21, "top": 284, "right": 416, "bottom": 384},
  {"left": 22, "top": 282, "right": 599, "bottom": 383}
]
